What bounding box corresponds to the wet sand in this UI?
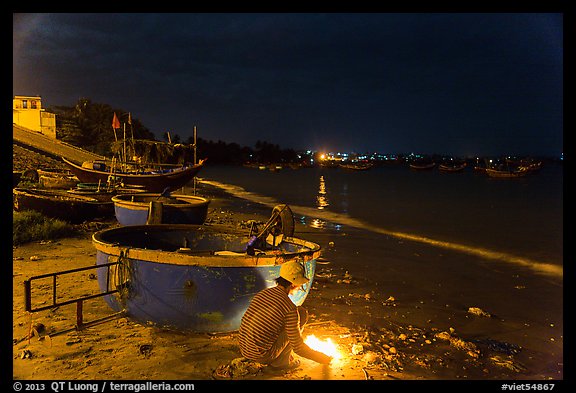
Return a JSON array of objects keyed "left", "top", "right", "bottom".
[{"left": 11, "top": 180, "right": 565, "bottom": 387}]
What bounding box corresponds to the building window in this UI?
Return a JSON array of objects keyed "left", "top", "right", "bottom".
[
  {"left": 31, "top": 100, "right": 37, "bottom": 109},
  {"left": 22, "top": 100, "right": 28, "bottom": 109}
]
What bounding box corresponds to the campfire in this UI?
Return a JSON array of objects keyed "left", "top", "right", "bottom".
[{"left": 304, "top": 334, "right": 342, "bottom": 360}]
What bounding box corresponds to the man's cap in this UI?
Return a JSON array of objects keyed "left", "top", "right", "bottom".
[{"left": 279, "top": 261, "right": 309, "bottom": 286}]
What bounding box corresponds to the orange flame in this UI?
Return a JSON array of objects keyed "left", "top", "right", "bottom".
[{"left": 304, "top": 334, "right": 342, "bottom": 359}]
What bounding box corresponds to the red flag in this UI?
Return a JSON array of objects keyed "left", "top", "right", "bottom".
[{"left": 112, "top": 112, "right": 120, "bottom": 129}]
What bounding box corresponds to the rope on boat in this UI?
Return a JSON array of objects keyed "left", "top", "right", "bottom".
[{"left": 113, "top": 250, "right": 134, "bottom": 305}]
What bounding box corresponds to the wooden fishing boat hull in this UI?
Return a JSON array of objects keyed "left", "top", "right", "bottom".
[
  {"left": 62, "top": 157, "right": 204, "bottom": 193},
  {"left": 92, "top": 224, "right": 321, "bottom": 333},
  {"left": 485, "top": 168, "right": 529, "bottom": 178},
  {"left": 340, "top": 163, "right": 374, "bottom": 171},
  {"left": 111, "top": 193, "right": 210, "bottom": 225},
  {"left": 13, "top": 188, "right": 114, "bottom": 223},
  {"left": 76, "top": 182, "right": 147, "bottom": 192},
  {"left": 438, "top": 163, "right": 467, "bottom": 172},
  {"left": 409, "top": 162, "right": 436, "bottom": 170},
  {"left": 67, "top": 188, "right": 118, "bottom": 202},
  {"left": 37, "top": 168, "right": 79, "bottom": 189},
  {"left": 39, "top": 174, "right": 79, "bottom": 189},
  {"left": 67, "top": 184, "right": 147, "bottom": 202}
]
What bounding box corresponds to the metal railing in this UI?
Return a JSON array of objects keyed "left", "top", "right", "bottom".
[{"left": 23, "top": 262, "right": 122, "bottom": 336}]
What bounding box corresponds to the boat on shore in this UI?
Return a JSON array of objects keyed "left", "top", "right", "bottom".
[
  {"left": 15, "top": 168, "right": 79, "bottom": 189},
  {"left": 111, "top": 192, "right": 210, "bottom": 225},
  {"left": 66, "top": 187, "right": 118, "bottom": 202},
  {"left": 13, "top": 187, "right": 114, "bottom": 223},
  {"left": 92, "top": 221, "right": 321, "bottom": 333},
  {"left": 61, "top": 157, "right": 205, "bottom": 193},
  {"left": 38, "top": 171, "right": 79, "bottom": 189},
  {"left": 66, "top": 181, "right": 147, "bottom": 202}
]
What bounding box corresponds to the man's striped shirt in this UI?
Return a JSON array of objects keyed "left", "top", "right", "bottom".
[{"left": 239, "top": 285, "right": 328, "bottom": 364}]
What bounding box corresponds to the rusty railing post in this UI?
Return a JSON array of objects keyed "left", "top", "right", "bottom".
[{"left": 76, "top": 300, "right": 83, "bottom": 330}]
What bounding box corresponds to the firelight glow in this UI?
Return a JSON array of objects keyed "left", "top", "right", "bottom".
[{"left": 304, "top": 334, "right": 342, "bottom": 359}]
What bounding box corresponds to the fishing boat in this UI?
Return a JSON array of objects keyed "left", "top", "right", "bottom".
[
  {"left": 16, "top": 168, "right": 79, "bottom": 189},
  {"left": 518, "top": 160, "right": 543, "bottom": 173},
  {"left": 66, "top": 181, "right": 147, "bottom": 202},
  {"left": 75, "top": 182, "right": 147, "bottom": 192},
  {"left": 409, "top": 161, "right": 436, "bottom": 170},
  {"left": 66, "top": 187, "right": 118, "bottom": 202},
  {"left": 36, "top": 168, "right": 75, "bottom": 177},
  {"left": 339, "top": 161, "right": 374, "bottom": 171},
  {"left": 111, "top": 192, "right": 210, "bottom": 225},
  {"left": 438, "top": 162, "right": 467, "bottom": 173},
  {"left": 92, "top": 207, "right": 320, "bottom": 333},
  {"left": 13, "top": 187, "right": 114, "bottom": 223},
  {"left": 38, "top": 172, "right": 79, "bottom": 189},
  {"left": 61, "top": 157, "right": 205, "bottom": 193},
  {"left": 485, "top": 167, "right": 530, "bottom": 178}
]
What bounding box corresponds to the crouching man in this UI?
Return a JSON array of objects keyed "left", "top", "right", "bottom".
[{"left": 238, "top": 260, "right": 332, "bottom": 370}]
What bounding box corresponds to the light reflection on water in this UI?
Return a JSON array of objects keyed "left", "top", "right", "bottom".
[
  {"left": 312, "top": 175, "right": 329, "bottom": 228},
  {"left": 310, "top": 218, "right": 326, "bottom": 229},
  {"left": 316, "top": 175, "right": 329, "bottom": 210}
]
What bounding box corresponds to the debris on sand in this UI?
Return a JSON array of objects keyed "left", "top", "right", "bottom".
[
  {"left": 468, "top": 307, "right": 491, "bottom": 318},
  {"left": 213, "top": 357, "right": 265, "bottom": 379}
]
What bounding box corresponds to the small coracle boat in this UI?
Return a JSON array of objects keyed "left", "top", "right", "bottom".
[
  {"left": 111, "top": 192, "right": 210, "bottom": 225},
  {"left": 92, "top": 214, "right": 320, "bottom": 333}
]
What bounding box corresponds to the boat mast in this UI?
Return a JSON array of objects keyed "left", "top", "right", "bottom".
[
  {"left": 193, "top": 125, "right": 197, "bottom": 195},
  {"left": 128, "top": 112, "right": 135, "bottom": 168},
  {"left": 123, "top": 122, "right": 127, "bottom": 171},
  {"left": 194, "top": 126, "right": 197, "bottom": 165}
]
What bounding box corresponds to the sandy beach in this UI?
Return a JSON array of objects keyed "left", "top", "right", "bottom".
[{"left": 11, "top": 175, "right": 565, "bottom": 387}]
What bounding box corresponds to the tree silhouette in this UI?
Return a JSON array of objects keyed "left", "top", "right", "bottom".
[{"left": 47, "top": 98, "right": 302, "bottom": 165}]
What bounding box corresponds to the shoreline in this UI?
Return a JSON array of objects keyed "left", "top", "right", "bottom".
[{"left": 12, "top": 179, "right": 563, "bottom": 382}]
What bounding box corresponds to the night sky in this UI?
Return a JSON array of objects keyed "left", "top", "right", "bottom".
[{"left": 13, "top": 13, "right": 563, "bottom": 157}]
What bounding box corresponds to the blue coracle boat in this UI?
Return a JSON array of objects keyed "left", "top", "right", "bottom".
[
  {"left": 92, "top": 224, "right": 320, "bottom": 333},
  {"left": 111, "top": 192, "right": 210, "bottom": 225}
]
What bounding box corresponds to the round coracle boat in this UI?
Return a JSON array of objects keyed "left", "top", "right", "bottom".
[
  {"left": 111, "top": 193, "right": 210, "bottom": 225},
  {"left": 92, "top": 223, "right": 321, "bottom": 333}
]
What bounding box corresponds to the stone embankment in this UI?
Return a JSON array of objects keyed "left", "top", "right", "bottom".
[{"left": 13, "top": 124, "right": 104, "bottom": 171}]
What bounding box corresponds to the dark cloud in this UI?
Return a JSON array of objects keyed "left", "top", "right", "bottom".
[{"left": 13, "top": 13, "right": 563, "bottom": 156}]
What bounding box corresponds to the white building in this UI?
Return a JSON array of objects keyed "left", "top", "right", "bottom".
[{"left": 13, "top": 95, "right": 57, "bottom": 138}]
